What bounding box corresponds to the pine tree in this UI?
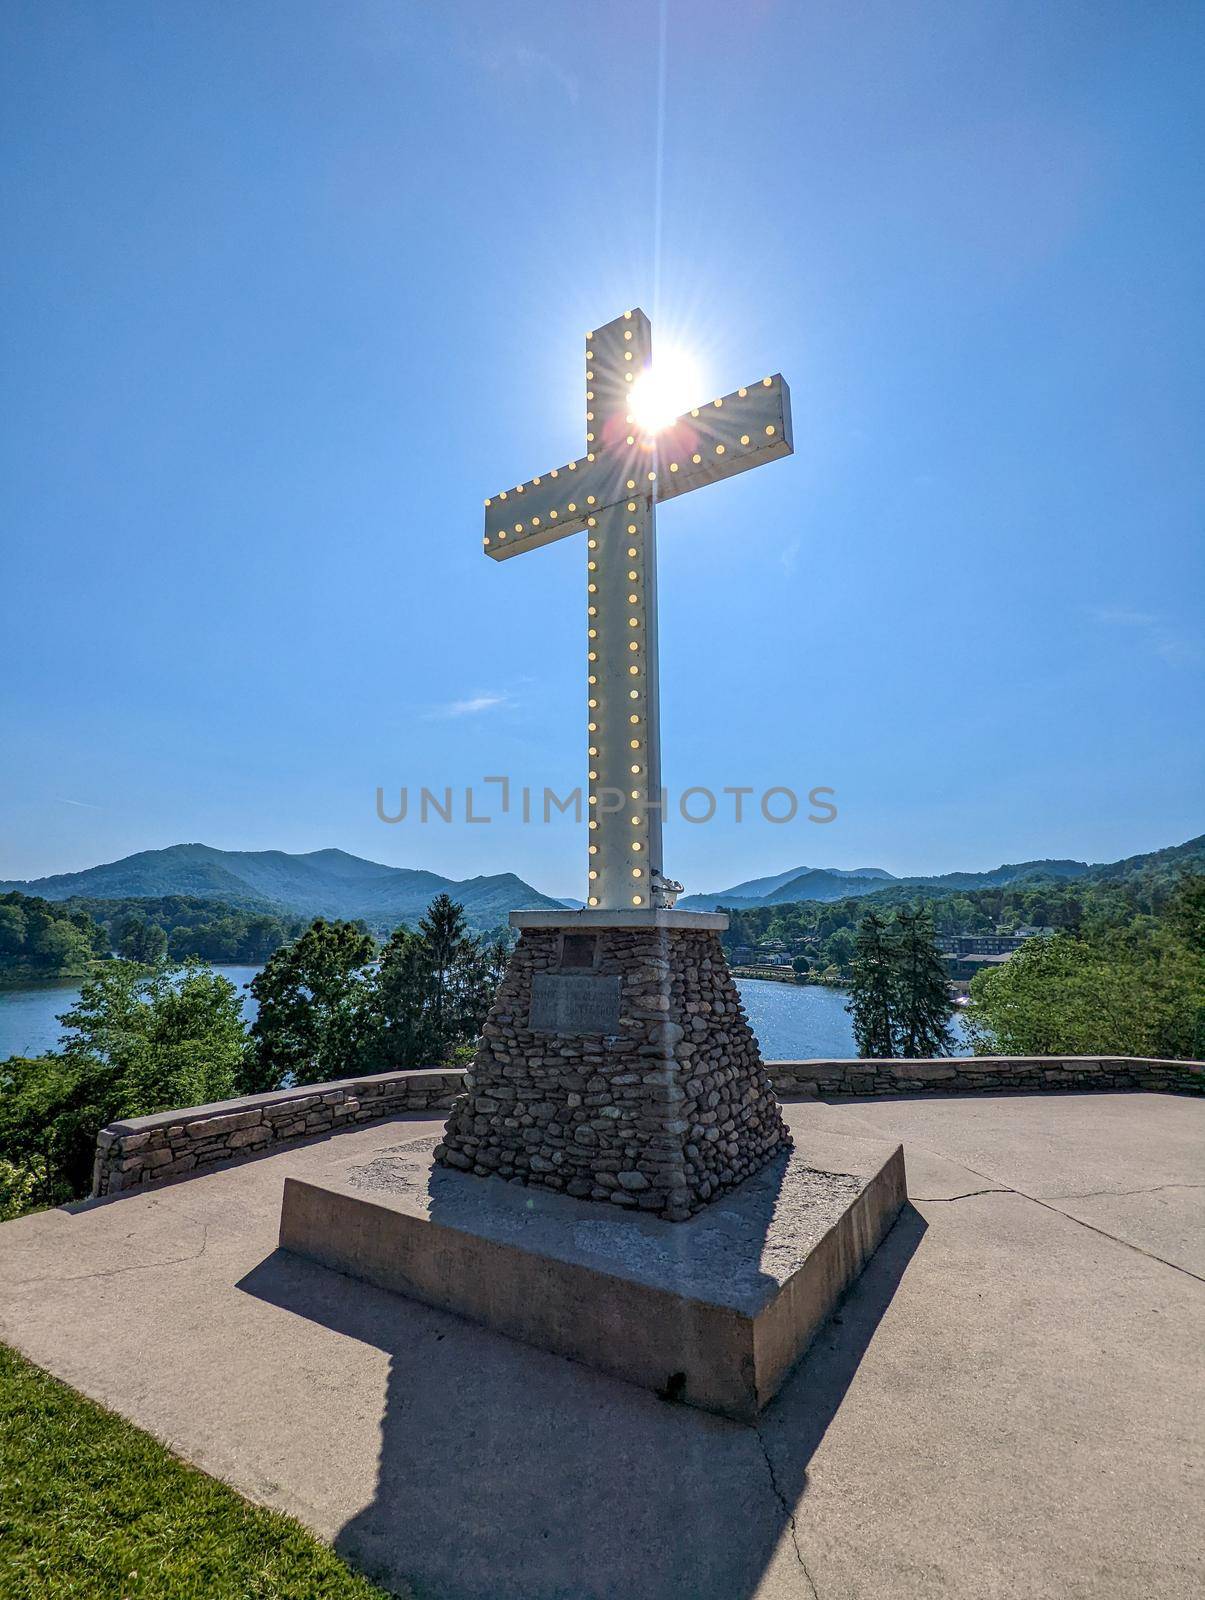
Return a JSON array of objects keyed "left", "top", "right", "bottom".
[
  {"left": 847, "top": 911, "right": 896, "bottom": 1058},
  {"left": 366, "top": 925, "right": 436, "bottom": 1070},
  {"left": 362, "top": 895, "right": 500, "bottom": 1071},
  {"left": 892, "top": 904, "right": 956, "bottom": 1058}
]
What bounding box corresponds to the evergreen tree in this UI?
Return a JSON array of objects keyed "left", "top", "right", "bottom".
[
  {"left": 892, "top": 904, "right": 956, "bottom": 1057},
  {"left": 847, "top": 911, "right": 896, "bottom": 1058},
  {"left": 365, "top": 925, "right": 438, "bottom": 1070},
  {"left": 361, "top": 895, "right": 501, "bottom": 1071}
]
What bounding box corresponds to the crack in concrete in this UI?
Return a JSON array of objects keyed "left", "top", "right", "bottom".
[
  {"left": 914, "top": 1188, "right": 1013, "bottom": 1202},
  {"left": 753, "top": 1421, "right": 820, "bottom": 1599},
  {"left": 1049, "top": 1182, "right": 1205, "bottom": 1201},
  {"left": 1025, "top": 1199, "right": 1205, "bottom": 1283},
  {"left": 912, "top": 1151, "right": 1204, "bottom": 1283},
  {"left": 12, "top": 1226, "right": 210, "bottom": 1288},
  {"left": 812, "top": 1111, "right": 1205, "bottom": 1282}
]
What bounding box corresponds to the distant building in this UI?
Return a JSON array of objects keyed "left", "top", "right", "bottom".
[
  {"left": 936, "top": 933, "right": 1033, "bottom": 957},
  {"left": 727, "top": 946, "right": 793, "bottom": 968},
  {"left": 943, "top": 952, "right": 1014, "bottom": 982}
]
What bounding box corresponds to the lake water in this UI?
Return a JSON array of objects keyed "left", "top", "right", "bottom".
[
  {"left": 0, "top": 967, "right": 966, "bottom": 1063},
  {"left": 0, "top": 967, "right": 265, "bottom": 1060}
]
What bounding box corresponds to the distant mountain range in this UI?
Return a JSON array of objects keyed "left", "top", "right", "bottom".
[
  {"left": 677, "top": 834, "right": 1205, "bottom": 911},
  {"left": 3, "top": 833, "right": 1200, "bottom": 931},
  {"left": 0, "top": 844, "right": 565, "bottom": 933}
]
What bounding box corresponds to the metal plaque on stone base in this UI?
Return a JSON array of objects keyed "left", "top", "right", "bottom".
[{"left": 528, "top": 973, "right": 622, "bottom": 1035}]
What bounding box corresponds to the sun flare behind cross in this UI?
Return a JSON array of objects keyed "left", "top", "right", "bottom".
[{"left": 628, "top": 345, "right": 704, "bottom": 436}]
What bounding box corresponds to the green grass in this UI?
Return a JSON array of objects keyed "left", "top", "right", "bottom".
[{"left": 0, "top": 1344, "right": 396, "bottom": 1599}]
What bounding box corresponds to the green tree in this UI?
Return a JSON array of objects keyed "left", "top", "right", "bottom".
[
  {"left": 364, "top": 927, "right": 436, "bottom": 1069},
  {"left": 241, "top": 914, "right": 290, "bottom": 963},
  {"left": 0, "top": 903, "right": 27, "bottom": 960},
  {"left": 965, "top": 885, "right": 1204, "bottom": 1060},
  {"left": 0, "top": 895, "right": 96, "bottom": 978},
  {"left": 0, "top": 1156, "right": 40, "bottom": 1221},
  {"left": 0, "top": 963, "right": 246, "bottom": 1207},
  {"left": 822, "top": 926, "right": 856, "bottom": 977},
  {"left": 892, "top": 905, "right": 956, "bottom": 1057},
  {"left": 847, "top": 912, "right": 896, "bottom": 1058},
  {"left": 0, "top": 1055, "right": 93, "bottom": 1210},
  {"left": 27, "top": 919, "right": 93, "bottom": 973},
  {"left": 417, "top": 894, "right": 492, "bottom": 1048},
  {"left": 360, "top": 896, "right": 502, "bottom": 1071},
  {"left": 114, "top": 914, "right": 168, "bottom": 965},
  {"left": 58, "top": 962, "right": 246, "bottom": 1116},
  {"left": 247, "top": 919, "right": 375, "bottom": 1092},
  {"left": 1166, "top": 873, "right": 1205, "bottom": 948}
]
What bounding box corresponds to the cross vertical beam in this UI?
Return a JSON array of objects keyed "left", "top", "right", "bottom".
[
  {"left": 587, "top": 493, "right": 663, "bottom": 910},
  {"left": 584, "top": 311, "right": 661, "bottom": 909}
]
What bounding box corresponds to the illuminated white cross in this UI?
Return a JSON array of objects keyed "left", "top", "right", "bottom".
[{"left": 484, "top": 308, "right": 793, "bottom": 910}]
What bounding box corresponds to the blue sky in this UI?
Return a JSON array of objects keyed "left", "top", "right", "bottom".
[{"left": 3, "top": 0, "right": 1202, "bottom": 898}]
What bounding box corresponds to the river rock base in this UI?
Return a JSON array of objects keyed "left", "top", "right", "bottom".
[{"left": 434, "top": 919, "right": 791, "bottom": 1221}]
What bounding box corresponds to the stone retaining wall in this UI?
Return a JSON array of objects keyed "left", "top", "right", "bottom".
[
  {"left": 769, "top": 1055, "right": 1203, "bottom": 1098},
  {"left": 91, "top": 1069, "right": 465, "bottom": 1197},
  {"left": 91, "top": 1054, "right": 1202, "bottom": 1198}
]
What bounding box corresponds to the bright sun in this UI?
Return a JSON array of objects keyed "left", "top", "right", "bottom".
[{"left": 628, "top": 345, "right": 703, "bottom": 435}]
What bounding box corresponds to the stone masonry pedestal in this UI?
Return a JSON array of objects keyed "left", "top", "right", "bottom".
[{"left": 434, "top": 910, "right": 791, "bottom": 1221}]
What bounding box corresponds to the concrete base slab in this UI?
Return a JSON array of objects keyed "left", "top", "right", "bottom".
[
  {"left": 3, "top": 1096, "right": 1202, "bottom": 1599},
  {"left": 279, "top": 1131, "right": 906, "bottom": 1421}
]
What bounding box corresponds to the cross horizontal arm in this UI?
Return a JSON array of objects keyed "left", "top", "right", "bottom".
[
  {"left": 483, "top": 449, "right": 660, "bottom": 561},
  {"left": 483, "top": 455, "right": 604, "bottom": 560},
  {"left": 483, "top": 375, "right": 793, "bottom": 562},
  {"left": 653, "top": 376, "right": 793, "bottom": 503}
]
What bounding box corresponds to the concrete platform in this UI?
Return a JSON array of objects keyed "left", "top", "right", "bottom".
[
  {"left": 1, "top": 1093, "right": 1202, "bottom": 1599},
  {"left": 279, "top": 1133, "right": 906, "bottom": 1421}
]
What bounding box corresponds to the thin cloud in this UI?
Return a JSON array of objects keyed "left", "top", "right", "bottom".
[
  {"left": 484, "top": 44, "right": 579, "bottom": 104},
  {"left": 1086, "top": 606, "right": 1199, "bottom": 665},
  {"left": 1088, "top": 606, "right": 1158, "bottom": 628},
  {"left": 55, "top": 796, "right": 104, "bottom": 809},
  {"left": 1154, "top": 636, "right": 1202, "bottom": 667},
  {"left": 427, "top": 692, "right": 510, "bottom": 720}
]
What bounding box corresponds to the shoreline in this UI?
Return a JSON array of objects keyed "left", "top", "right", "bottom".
[{"left": 730, "top": 967, "right": 849, "bottom": 990}]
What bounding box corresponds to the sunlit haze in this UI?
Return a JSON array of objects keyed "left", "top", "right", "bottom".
[{"left": 628, "top": 346, "right": 705, "bottom": 435}]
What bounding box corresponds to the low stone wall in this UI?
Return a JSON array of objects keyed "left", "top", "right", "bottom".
[
  {"left": 91, "top": 1054, "right": 1203, "bottom": 1198},
  {"left": 91, "top": 1069, "right": 466, "bottom": 1197},
  {"left": 769, "top": 1056, "right": 1203, "bottom": 1098}
]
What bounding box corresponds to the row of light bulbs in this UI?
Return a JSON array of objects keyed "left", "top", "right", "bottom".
[{"left": 586, "top": 497, "right": 646, "bottom": 908}]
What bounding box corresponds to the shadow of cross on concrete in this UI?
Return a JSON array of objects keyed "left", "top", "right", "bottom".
[
  {"left": 482, "top": 308, "right": 792, "bottom": 911},
  {"left": 242, "top": 1190, "right": 926, "bottom": 1600}
]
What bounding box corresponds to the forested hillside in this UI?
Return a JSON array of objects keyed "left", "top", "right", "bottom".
[
  {"left": 0, "top": 892, "right": 306, "bottom": 979},
  {"left": 0, "top": 844, "right": 563, "bottom": 932}
]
